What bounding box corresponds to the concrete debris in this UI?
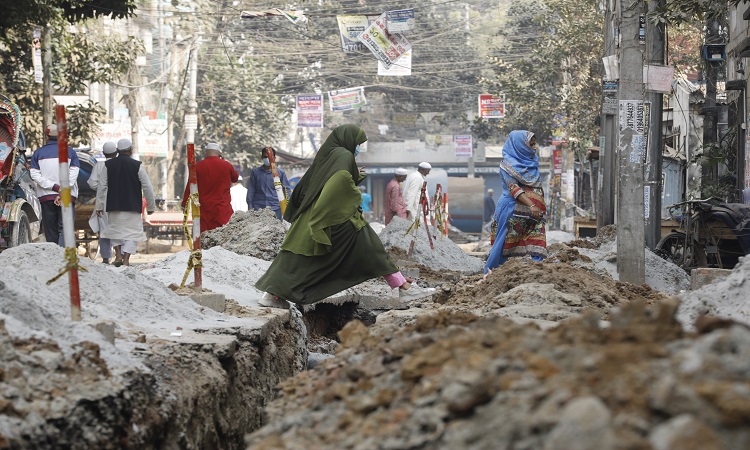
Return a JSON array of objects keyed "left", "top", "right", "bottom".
[
  {"left": 202, "top": 209, "right": 287, "bottom": 260},
  {"left": 246, "top": 300, "right": 750, "bottom": 449}
]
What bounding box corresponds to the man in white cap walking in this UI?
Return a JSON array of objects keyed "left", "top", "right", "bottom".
[
  {"left": 95, "top": 138, "right": 156, "bottom": 266},
  {"left": 87, "top": 141, "right": 117, "bottom": 263},
  {"left": 230, "top": 175, "right": 248, "bottom": 213},
  {"left": 182, "top": 142, "right": 238, "bottom": 232},
  {"left": 30, "top": 124, "right": 80, "bottom": 246},
  {"left": 384, "top": 167, "right": 408, "bottom": 225},
  {"left": 403, "top": 162, "right": 431, "bottom": 220}
]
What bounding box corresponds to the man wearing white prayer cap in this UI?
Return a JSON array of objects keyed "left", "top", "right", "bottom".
[
  {"left": 403, "top": 162, "right": 432, "bottom": 220},
  {"left": 116, "top": 138, "right": 132, "bottom": 152},
  {"left": 181, "top": 142, "right": 239, "bottom": 232},
  {"left": 385, "top": 167, "right": 409, "bottom": 224},
  {"left": 96, "top": 138, "right": 156, "bottom": 266},
  {"left": 87, "top": 142, "right": 119, "bottom": 263}
]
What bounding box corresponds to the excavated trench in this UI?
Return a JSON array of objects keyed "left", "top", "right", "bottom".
[{"left": 1, "top": 312, "right": 306, "bottom": 450}]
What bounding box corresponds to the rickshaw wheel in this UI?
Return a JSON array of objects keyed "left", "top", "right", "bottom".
[{"left": 655, "top": 232, "right": 706, "bottom": 271}]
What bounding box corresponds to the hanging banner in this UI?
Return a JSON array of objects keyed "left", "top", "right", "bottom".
[
  {"left": 454, "top": 135, "right": 472, "bottom": 158},
  {"left": 328, "top": 87, "right": 367, "bottom": 111},
  {"left": 296, "top": 94, "right": 324, "bottom": 128},
  {"left": 386, "top": 9, "right": 415, "bottom": 33},
  {"left": 139, "top": 117, "right": 169, "bottom": 157},
  {"left": 337, "top": 15, "right": 370, "bottom": 52},
  {"left": 478, "top": 94, "right": 505, "bottom": 119},
  {"left": 378, "top": 50, "right": 411, "bottom": 76},
  {"left": 33, "top": 29, "right": 43, "bottom": 84},
  {"left": 358, "top": 13, "right": 412, "bottom": 69}
]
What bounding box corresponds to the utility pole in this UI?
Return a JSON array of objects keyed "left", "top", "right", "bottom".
[
  {"left": 42, "top": 28, "right": 53, "bottom": 133},
  {"left": 645, "top": 0, "right": 665, "bottom": 250},
  {"left": 599, "top": 2, "right": 617, "bottom": 228},
  {"left": 616, "top": 0, "right": 646, "bottom": 284},
  {"left": 185, "top": 45, "right": 198, "bottom": 146},
  {"left": 702, "top": 18, "right": 721, "bottom": 190}
]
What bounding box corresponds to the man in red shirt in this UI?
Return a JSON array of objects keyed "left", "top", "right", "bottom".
[
  {"left": 384, "top": 167, "right": 408, "bottom": 225},
  {"left": 182, "top": 142, "right": 239, "bottom": 232}
]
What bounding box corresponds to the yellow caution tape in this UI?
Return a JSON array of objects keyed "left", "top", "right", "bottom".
[
  {"left": 180, "top": 192, "right": 202, "bottom": 288},
  {"left": 47, "top": 246, "right": 87, "bottom": 285}
]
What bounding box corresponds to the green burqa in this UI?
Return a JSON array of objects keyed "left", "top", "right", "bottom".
[{"left": 255, "top": 124, "right": 399, "bottom": 305}]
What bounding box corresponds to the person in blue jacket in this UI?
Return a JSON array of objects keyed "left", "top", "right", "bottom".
[
  {"left": 30, "top": 124, "right": 80, "bottom": 246},
  {"left": 246, "top": 147, "right": 291, "bottom": 220}
]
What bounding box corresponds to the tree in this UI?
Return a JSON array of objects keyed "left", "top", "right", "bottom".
[
  {"left": 0, "top": 0, "right": 135, "bottom": 32},
  {"left": 196, "top": 53, "right": 290, "bottom": 166},
  {"left": 0, "top": 18, "right": 142, "bottom": 149},
  {"left": 481, "top": 0, "right": 604, "bottom": 148}
]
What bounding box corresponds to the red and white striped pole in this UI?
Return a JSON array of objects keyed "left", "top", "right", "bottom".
[
  {"left": 443, "top": 192, "right": 449, "bottom": 237},
  {"left": 55, "top": 105, "right": 81, "bottom": 321},
  {"left": 186, "top": 143, "right": 202, "bottom": 288}
]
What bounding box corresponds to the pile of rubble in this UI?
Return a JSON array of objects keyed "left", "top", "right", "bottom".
[
  {"left": 678, "top": 256, "right": 750, "bottom": 330},
  {"left": 245, "top": 225, "right": 749, "bottom": 448},
  {"left": 202, "top": 209, "right": 287, "bottom": 260},
  {"left": 378, "top": 217, "right": 484, "bottom": 275},
  {"left": 247, "top": 299, "right": 750, "bottom": 449}
]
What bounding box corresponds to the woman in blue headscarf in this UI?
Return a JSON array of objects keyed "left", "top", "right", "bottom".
[{"left": 485, "top": 130, "right": 547, "bottom": 273}]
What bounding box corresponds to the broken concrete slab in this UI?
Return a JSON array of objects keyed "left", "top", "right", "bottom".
[
  {"left": 689, "top": 267, "right": 733, "bottom": 290},
  {"left": 184, "top": 292, "right": 227, "bottom": 313}
]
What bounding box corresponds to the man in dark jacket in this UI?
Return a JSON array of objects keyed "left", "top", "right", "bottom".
[
  {"left": 30, "top": 124, "right": 80, "bottom": 246},
  {"left": 246, "top": 147, "right": 291, "bottom": 220}
]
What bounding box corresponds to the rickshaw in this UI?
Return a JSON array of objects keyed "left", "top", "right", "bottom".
[
  {"left": 656, "top": 198, "right": 750, "bottom": 271},
  {"left": 0, "top": 95, "right": 41, "bottom": 249}
]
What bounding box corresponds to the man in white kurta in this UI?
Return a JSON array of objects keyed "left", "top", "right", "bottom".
[
  {"left": 403, "top": 162, "right": 432, "bottom": 220},
  {"left": 87, "top": 141, "right": 117, "bottom": 263},
  {"left": 230, "top": 175, "right": 248, "bottom": 212},
  {"left": 95, "top": 139, "right": 156, "bottom": 266}
]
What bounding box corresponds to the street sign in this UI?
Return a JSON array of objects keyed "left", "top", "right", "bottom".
[{"left": 184, "top": 114, "right": 198, "bottom": 130}]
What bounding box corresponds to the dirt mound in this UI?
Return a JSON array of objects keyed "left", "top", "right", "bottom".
[
  {"left": 593, "top": 224, "right": 617, "bottom": 246},
  {"left": 202, "top": 209, "right": 286, "bottom": 260},
  {"left": 436, "top": 259, "right": 671, "bottom": 320},
  {"left": 246, "top": 301, "right": 750, "bottom": 449},
  {"left": 379, "top": 217, "right": 484, "bottom": 274}
]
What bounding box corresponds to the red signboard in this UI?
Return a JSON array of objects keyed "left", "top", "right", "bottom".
[{"left": 478, "top": 94, "right": 505, "bottom": 119}]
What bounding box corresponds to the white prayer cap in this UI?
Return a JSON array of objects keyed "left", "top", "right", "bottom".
[
  {"left": 205, "top": 142, "right": 221, "bottom": 152},
  {"left": 395, "top": 167, "right": 408, "bottom": 175},
  {"left": 116, "top": 138, "right": 132, "bottom": 151},
  {"left": 46, "top": 124, "right": 57, "bottom": 137},
  {"left": 102, "top": 142, "right": 117, "bottom": 155},
  {"left": 418, "top": 162, "right": 432, "bottom": 170},
  {"left": 237, "top": 175, "right": 243, "bottom": 181}
]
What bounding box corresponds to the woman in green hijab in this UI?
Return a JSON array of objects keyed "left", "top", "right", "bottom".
[{"left": 256, "top": 124, "right": 418, "bottom": 307}]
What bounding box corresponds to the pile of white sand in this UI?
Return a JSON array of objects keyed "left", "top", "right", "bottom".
[
  {"left": 0, "top": 244, "right": 226, "bottom": 369},
  {"left": 139, "top": 246, "right": 271, "bottom": 307},
  {"left": 677, "top": 256, "right": 750, "bottom": 330},
  {"left": 546, "top": 230, "right": 575, "bottom": 245},
  {"left": 577, "top": 241, "right": 690, "bottom": 295},
  {"left": 378, "top": 217, "right": 484, "bottom": 274}
]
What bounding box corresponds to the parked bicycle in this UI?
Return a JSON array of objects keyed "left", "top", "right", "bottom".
[{"left": 656, "top": 198, "right": 750, "bottom": 272}]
